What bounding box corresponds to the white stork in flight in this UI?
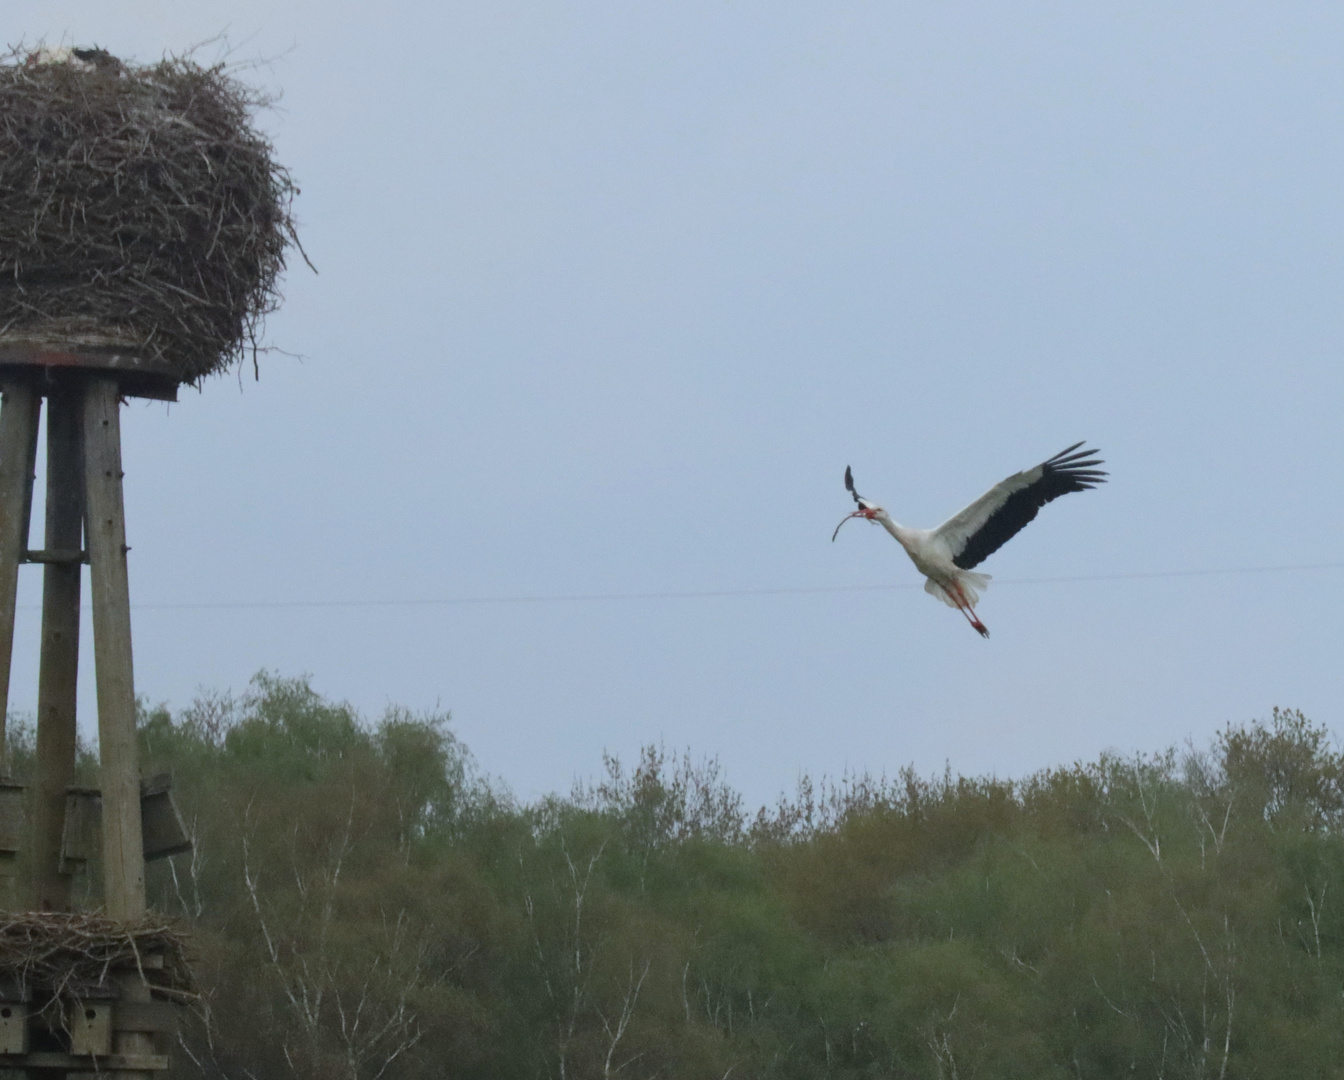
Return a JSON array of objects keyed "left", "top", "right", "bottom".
[{"left": 833, "top": 443, "right": 1107, "bottom": 637}]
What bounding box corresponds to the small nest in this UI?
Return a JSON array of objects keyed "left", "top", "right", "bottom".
[
  {"left": 0, "top": 46, "right": 303, "bottom": 384},
  {"left": 0, "top": 911, "right": 195, "bottom": 1002}
]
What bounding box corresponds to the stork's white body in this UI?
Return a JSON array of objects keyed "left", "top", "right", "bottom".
[
  {"left": 879, "top": 522, "right": 992, "bottom": 610},
  {"left": 834, "top": 444, "right": 1106, "bottom": 637},
  {"left": 857, "top": 515, "right": 994, "bottom": 634}
]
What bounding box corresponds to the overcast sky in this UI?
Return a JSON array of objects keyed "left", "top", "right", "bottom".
[{"left": 5, "top": 0, "right": 1343, "bottom": 807}]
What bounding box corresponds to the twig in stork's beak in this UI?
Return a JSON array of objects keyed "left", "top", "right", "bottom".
[{"left": 831, "top": 509, "right": 869, "bottom": 542}]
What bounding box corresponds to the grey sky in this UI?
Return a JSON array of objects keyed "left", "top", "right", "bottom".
[{"left": 6, "top": 1, "right": 1343, "bottom": 806}]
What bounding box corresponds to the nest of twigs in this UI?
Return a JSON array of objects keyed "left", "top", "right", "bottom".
[
  {"left": 0, "top": 911, "right": 195, "bottom": 1002},
  {"left": 0, "top": 46, "right": 303, "bottom": 383}
]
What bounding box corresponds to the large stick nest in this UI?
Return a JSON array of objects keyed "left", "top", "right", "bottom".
[
  {"left": 0, "top": 912, "right": 195, "bottom": 1001},
  {"left": 0, "top": 47, "right": 303, "bottom": 384}
]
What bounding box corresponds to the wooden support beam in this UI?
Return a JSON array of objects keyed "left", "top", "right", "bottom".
[
  {"left": 82, "top": 377, "right": 146, "bottom": 922},
  {"left": 31, "top": 389, "right": 84, "bottom": 911},
  {"left": 22, "top": 548, "right": 88, "bottom": 565},
  {"left": 0, "top": 380, "right": 39, "bottom": 776},
  {"left": 104, "top": 972, "right": 157, "bottom": 1080}
]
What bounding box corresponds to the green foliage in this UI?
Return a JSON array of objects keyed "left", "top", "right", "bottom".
[
  {"left": 24, "top": 683, "right": 1344, "bottom": 1078},
  {"left": 1218, "top": 706, "right": 1344, "bottom": 828}
]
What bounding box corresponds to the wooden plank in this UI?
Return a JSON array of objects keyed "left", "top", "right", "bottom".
[
  {"left": 59, "top": 789, "right": 100, "bottom": 873},
  {"left": 114, "top": 1000, "right": 178, "bottom": 1034},
  {"left": 0, "top": 780, "right": 23, "bottom": 878},
  {"left": 32, "top": 387, "right": 84, "bottom": 910},
  {"left": 0, "top": 1051, "right": 169, "bottom": 1070},
  {"left": 0, "top": 343, "right": 180, "bottom": 402},
  {"left": 0, "top": 782, "right": 24, "bottom": 855},
  {"left": 23, "top": 548, "right": 88, "bottom": 564},
  {"left": 0, "top": 343, "right": 176, "bottom": 376},
  {"left": 0, "top": 379, "right": 39, "bottom": 775},
  {"left": 82, "top": 377, "right": 146, "bottom": 922},
  {"left": 141, "top": 786, "right": 191, "bottom": 861}
]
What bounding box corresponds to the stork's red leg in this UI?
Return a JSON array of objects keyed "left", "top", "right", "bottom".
[{"left": 950, "top": 581, "right": 990, "bottom": 639}]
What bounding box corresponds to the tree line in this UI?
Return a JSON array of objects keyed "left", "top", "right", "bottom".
[{"left": 11, "top": 674, "right": 1344, "bottom": 1078}]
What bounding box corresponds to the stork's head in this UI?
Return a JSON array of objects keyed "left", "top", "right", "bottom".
[{"left": 831, "top": 466, "right": 887, "bottom": 541}]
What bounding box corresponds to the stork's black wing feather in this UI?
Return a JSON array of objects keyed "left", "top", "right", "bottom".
[{"left": 949, "top": 443, "right": 1107, "bottom": 570}]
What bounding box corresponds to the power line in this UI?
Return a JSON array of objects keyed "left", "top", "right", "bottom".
[{"left": 13, "top": 559, "right": 1343, "bottom": 613}]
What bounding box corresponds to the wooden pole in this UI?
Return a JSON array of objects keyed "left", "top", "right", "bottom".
[
  {"left": 0, "top": 380, "right": 39, "bottom": 775},
  {"left": 82, "top": 377, "right": 146, "bottom": 922},
  {"left": 31, "top": 389, "right": 84, "bottom": 911},
  {"left": 83, "top": 375, "right": 156, "bottom": 1078}
]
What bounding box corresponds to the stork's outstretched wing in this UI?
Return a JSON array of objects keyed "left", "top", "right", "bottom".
[{"left": 933, "top": 443, "right": 1107, "bottom": 570}]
